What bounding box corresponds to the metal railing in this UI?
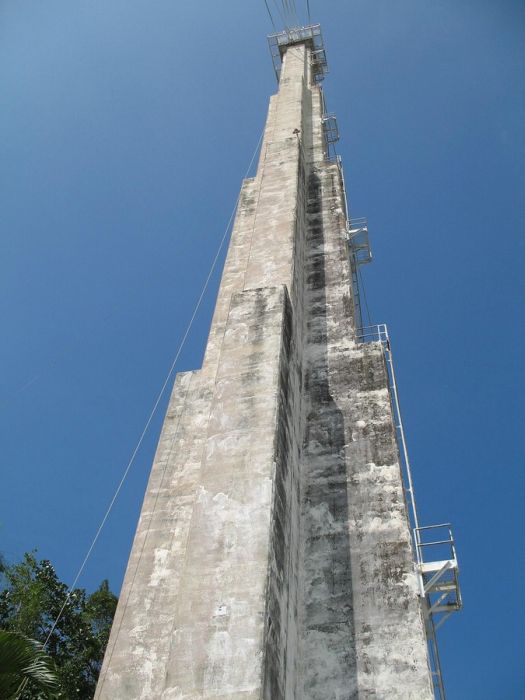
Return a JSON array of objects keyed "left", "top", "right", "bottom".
[
  {"left": 414, "top": 523, "right": 458, "bottom": 568},
  {"left": 414, "top": 524, "right": 462, "bottom": 623},
  {"left": 355, "top": 324, "right": 421, "bottom": 535},
  {"left": 356, "top": 324, "right": 462, "bottom": 700},
  {"left": 347, "top": 217, "right": 372, "bottom": 265},
  {"left": 415, "top": 523, "right": 461, "bottom": 700},
  {"left": 322, "top": 113, "right": 339, "bottom": 143},
  {"left": 268, "top": 24, "right": 328, "bottom": 82},
  {"left": 321, "top": 112, "right": 339, "bottom": 161}
]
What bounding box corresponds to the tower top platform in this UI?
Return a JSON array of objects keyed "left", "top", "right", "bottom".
[{"left": 268, "top": 24, "right": 328, "bottom": 82}]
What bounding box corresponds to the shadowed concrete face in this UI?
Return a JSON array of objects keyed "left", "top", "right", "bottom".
[{"left": 95, "top": 38, "right": 434, "bottom": 700}]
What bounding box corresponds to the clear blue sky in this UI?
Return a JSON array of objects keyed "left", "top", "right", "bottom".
[{"left": 1, "top": 1, "right": 524, "bottom": 698}]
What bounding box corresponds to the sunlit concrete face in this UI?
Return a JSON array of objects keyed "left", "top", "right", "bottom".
[{"left": 95, "top": 39, "right": 434, "bottom": 700}]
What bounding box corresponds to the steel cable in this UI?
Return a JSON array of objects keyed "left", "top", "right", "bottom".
[
  {"left": 42, "top": 125, "right": 266, "bottom": 651},
  {"left": 263, "top": 0, "right": 277, "bottom": 31},
  {"left": 272, "top": 0, "right": 286, "bottom": 28}
]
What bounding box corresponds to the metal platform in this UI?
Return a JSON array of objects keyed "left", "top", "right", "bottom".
[
  {"left": 346, "top": 217, "right": 372, "bottom": 265},
  {"left": 322, "top": 113, "right": 339, "bottom": 159},
  {"left": 268, "top": 24, "right": 328, "bottom": 82},
  {"left": 345, "top": 216, "right": 372, "bottom": 329},
  {"left": 415, "top": 524, "right": 462, "bottom": 624}
]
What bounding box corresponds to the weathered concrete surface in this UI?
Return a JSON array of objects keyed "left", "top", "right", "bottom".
[{"left": 96, "top": 39, "right": 433, "bottom": 699}]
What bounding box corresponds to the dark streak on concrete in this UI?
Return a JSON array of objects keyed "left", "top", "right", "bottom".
[{"left": 300, "top": 169, "right": 358, "bottom": 700}]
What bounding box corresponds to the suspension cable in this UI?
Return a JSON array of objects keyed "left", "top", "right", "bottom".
[
  {"left": 281, "top": 0, "right": 291, "bottom": 25},
  {"left": 291, "top": 0, "right": 299, "bottom": 26},
  {"left": 272, "top": 0, "right": 287, "bottom": 29},
  {"left": 42, "top": 125, "right": 266, "bottom": 649},
  {"left": 263, "top": 0, "right": 277, "bottom": 31}
]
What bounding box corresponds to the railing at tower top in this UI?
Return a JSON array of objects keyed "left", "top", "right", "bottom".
[
  {"left": 355, "top": 324, "right": 462, "bottom": 700},
  {"left": 268, "top": 24, "right": 328, "bottom": 83}
]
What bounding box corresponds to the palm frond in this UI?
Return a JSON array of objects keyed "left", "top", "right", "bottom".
[{"left": 0, "top": 630, "right": 59, "bottom": 699}]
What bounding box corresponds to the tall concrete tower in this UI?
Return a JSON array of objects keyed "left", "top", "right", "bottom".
[{"left": 96, "top": 26, "right": 461, "bottom": 700}]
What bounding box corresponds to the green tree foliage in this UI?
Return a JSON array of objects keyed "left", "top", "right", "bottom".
[
  {"left": 0, "top": 630, "right": 58, "bottom": 699},
  {"left": 0, "top": 553, "right": 117, "bottom": 699}
]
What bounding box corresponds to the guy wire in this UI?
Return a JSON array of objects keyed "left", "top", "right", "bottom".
[{"left": 42, "top": 125, "right": 266, "bottom": 650}]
